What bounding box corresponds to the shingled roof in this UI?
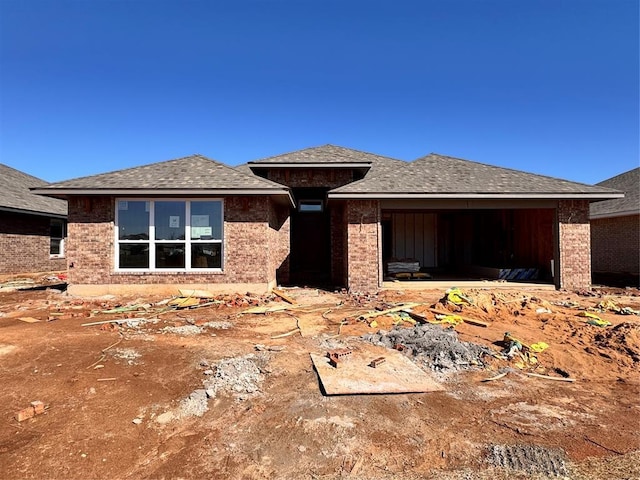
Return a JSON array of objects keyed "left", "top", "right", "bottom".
[
  {"left": 329, "top": 153, "right": 622, "bottom": 199},
  {"left": 590, "top": 167, "right": 639, "bottom": 218},
  {"left": 248, "top": 144, "right": 399, "bottom": 165},
  {"left": 32, "top": 155, "right": 292, "bottom": 203},
  {"left": 0, "top": 163, "right": 67, "bottom": 217},
  {"left": 244, "top": 144, "right": 407, "bottom": 183}
]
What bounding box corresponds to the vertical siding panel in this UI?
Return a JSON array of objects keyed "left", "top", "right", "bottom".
[
  {"left": 406, "top": 214, "right": 414, "bottom": 260},
  {"left": 415, "top": 213, "right": 424, "bottom": 266}
]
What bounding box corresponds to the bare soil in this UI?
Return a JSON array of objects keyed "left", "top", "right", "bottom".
[{"left": 1, "top": 281, "right": 639, "bottom": 479}]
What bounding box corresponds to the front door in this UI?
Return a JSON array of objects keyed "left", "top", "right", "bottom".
[{"left": 290, "top": 188, "right": 331, "bottom": 285}]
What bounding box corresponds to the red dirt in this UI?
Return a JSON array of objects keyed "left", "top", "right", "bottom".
[{"left": 0, "top": 284, "right": 639, "bottom": 479}]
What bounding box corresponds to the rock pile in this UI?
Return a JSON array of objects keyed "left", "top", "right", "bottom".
[{"left": 364, "top": 323, "right": 490, "bottom": 372}]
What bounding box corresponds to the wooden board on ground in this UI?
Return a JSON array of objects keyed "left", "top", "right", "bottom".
[
  {"left": 310, "top": 345, "right": 444, "bottom": 395},
  {"left": 18, "top": 317, "right": 41, "bottom": 323},
  {"left": 178, "top": 289, "right": 215, "bottom": 299}
]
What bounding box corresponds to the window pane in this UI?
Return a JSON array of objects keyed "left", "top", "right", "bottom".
[
  {"left": 50, "top": 239, "right": 61, "bottom": 255},
  {"left": 191, "top": 201, "right": 222, "bottom": 240},
  {"left": 155, "top": 201, "right": 185, "bottom": 240},
  {"left": 50, "top": 219, "right": 64, "bottom": 238},
  {"left": 156, "top": 243, "right": 185, "bottom": 268},
  {"left": 299, "top": 201, "right": 323, "bottom": 212},
  {"left": 119, "top": 244, "right": 149, "bottom": 268},
  {"left": 192, "top": 243, "right": 222, "bottom": 269},
  {"left": 118, "top": 201, "right": 149, "bottom": 240}
]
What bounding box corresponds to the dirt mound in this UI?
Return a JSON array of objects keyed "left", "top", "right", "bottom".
[{"left": 593, "top": 322, "right": 640, "bottom": 366}]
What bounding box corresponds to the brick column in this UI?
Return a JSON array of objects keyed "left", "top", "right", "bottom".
[
  {"left": 346, "top": 200, "right": 381, "bottom": 293},
  {"left": 557, "top": 200, "right": 591, "bottom": 290}
]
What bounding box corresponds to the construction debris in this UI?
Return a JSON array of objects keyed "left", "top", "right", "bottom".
[
  {"left": 364, "top": 324, "right": 490, "bottom": 373},
  {"left": 328, "top": 348, "right": 353, "bottom": 368},
  {"left": 15, "top": 401, "right": 46, "bottom": 422},
  {"left": 487, "top": 444, "right": 567, "bottom": 477},
  {"left": 202, "top": 354, "right": 267, "bottom": 401},
  {"left": 272, "top": 288, "right": 297, "bottom": 304}
]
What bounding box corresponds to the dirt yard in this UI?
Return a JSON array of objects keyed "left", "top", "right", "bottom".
[{"left": 1, "top": 279, "right": 639, "bottom": 479}]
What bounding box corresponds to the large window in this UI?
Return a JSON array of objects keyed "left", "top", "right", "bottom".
[{"left": 116, "top": 199, "right": 223, "bottom": 271}]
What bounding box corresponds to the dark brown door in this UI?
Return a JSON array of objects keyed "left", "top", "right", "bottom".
[{"left": 290, "top": 189, "right": 331, "bottom": 285}]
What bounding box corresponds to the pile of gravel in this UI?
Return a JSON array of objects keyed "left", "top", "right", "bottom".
[
  {"left": 162, "top": 325, "right": 203, "bottom": 335},
  {"left": 202, "top": 321, "right": 233, "bottom": 330},
  {"left": 177, "top": 389, "right": 209, "bottom": 418},
  {"left": 363, "top": 323, "right": 490, "bottom": 372},
  {"left": 202, "top": 353, "right": 266, "bottom": 400},
  {"left": 487, "top": 444, "right": 567, "bottom": 477}
]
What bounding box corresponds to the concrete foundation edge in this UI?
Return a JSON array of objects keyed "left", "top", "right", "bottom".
[{"left": 68, "top": 281, "right": 277, "bottom": 297}]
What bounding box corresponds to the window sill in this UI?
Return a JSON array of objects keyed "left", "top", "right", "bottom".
[{"left": 113, "top": 270, "right": 224, "bottom": 275}]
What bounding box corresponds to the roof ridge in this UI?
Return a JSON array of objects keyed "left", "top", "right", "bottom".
[
  {"left": 0, "top": 163, "right": 49, "bottom": 185},
  {"left": 596, "top": 166, "right": 639, "bottom": 186},
  {"left": 44, "top": 154, "right": 207, "bottom": 185},
  {"left": 250, "top": 144, "right": 407, "bottom": 164}
]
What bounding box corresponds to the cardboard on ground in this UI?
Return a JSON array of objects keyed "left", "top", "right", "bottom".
[{"left": 310, "top": 344, "right": 444, "bottom": 395}]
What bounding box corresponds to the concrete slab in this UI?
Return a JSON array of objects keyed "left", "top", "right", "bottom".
[{"left": 382, "top": 280, "right": 556, "bottom": 290}]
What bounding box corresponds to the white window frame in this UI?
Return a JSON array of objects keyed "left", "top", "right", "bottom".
[
  {"left": 50, "top": 218, "right": 66, "bottom": 258},
  {"left": 114, "top": 198, "right": 224, "bottom": 272}
]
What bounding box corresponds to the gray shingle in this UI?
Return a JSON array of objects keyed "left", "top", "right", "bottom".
[
  {"left": 331, "top": 153, "right": 621, "bottom": 196},
  {"left": 0, "top": 163, "right": 67, "bottom": 216},
  {"left": 36, "top": 154, "right": 286, "bottom": 191},
  {"left": 248, "top": 144, "right": 401, "bottom": 165},
  {"left": 590, "top": 167, "right": 639, "bottom": 217}
]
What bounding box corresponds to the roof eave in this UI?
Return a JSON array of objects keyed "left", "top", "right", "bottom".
[
  {"left": 327, "top": 192, "right": 626, "bottom": 200},
  {"left": 0, "top": 205, "right": 67, "bottom": 219},
  {"left": 248, "top": 162, "right": 372, "bottom": 169},
  {"left": 590, "top": 209, "right": 640, "bottom": 220},
  {"left": 31, "top": 188, "right": 295, "bottom": 207}
]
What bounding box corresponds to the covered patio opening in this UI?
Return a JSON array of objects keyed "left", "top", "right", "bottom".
[{"left": 381, "top": 207, "right": 556, "bottom": 285}]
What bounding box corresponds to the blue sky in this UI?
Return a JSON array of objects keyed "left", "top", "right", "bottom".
[{"left": 1, "top": 0, "right": 638, "bottom": 184}]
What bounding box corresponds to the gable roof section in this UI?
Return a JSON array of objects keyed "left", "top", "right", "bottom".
[
  {"left": 329, "top": 153, "right": 623, "bottom": 200},
  {"left": 0, "top": 163, "right": 67, "bottom": 217},
  {"left": 590, "top": 167, "right": 639, "bottom": 219},
  {"left": 245, "top": 145, "right": 407, "bottom": 186},
  {"left": 32, "top": 154, "right": 293, "bottom": 204},
  {"left": 247, "top": 144, "right": 404, "bottom": 169}
]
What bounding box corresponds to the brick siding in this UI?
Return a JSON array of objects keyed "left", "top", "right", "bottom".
[
  {"left": 263, "top": 169, "right": 355, "bottom": 189},
  {"left": 268, "top": 199, "right": 291, "bottom": 285},
  {"left": 345, "top": 200, "right": 381, "bottom": 292},
  {"left": 591, "top": 214, "right": 639, "bottom": 275},
  {"left": 557, "top": 200, "right": 591, "bottom": 290},
  {"left": 66, "top": 195, "right": 289, "bottom": 290},
  {"left": 0, "top": 211, "right": 66, "bottom": 274},
  {"left": 330, "top": 203, "right": 346, "bottom": 286}
]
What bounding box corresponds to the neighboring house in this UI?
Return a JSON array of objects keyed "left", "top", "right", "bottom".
[
  {"left": 32, "top": 145, "right": 621, "bottom": 295},
  {"left": 0, "top": 164, "right": 68, "bottom": 274},
  {"left": 590, "top": 167, "right": 639, "bottom": 286}
]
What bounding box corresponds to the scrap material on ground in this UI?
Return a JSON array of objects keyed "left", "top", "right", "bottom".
[
  {"left": 310, "top": 346, "right": 444, "bottom": 395},
  {"left": 0, "top": 280, "right": 639, "bottom": 479}
]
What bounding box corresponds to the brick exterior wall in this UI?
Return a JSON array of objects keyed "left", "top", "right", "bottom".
[
  {"left": 268, "top": 199, "right": 291, "bottom": 285},
  {"left": 263, "top": 169, "right": 355, "bottom": 189},
  {"left": 591, "top": 214, "right": 639, "bottom": 275},
  {"left": 557, "top": 200, "right": 591, "bottom": 290},
  {"left": 0, "top": 211, "right": 66, "bottom": 274},
  {"left": 345, "top": 200, "right": 381, "bottom": 292},
  {"left": 330, "top": 202, "right": 346, "bottom": 286},
  {"left": 66, "top": 195, "right": 289, "bottom": 291}
]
